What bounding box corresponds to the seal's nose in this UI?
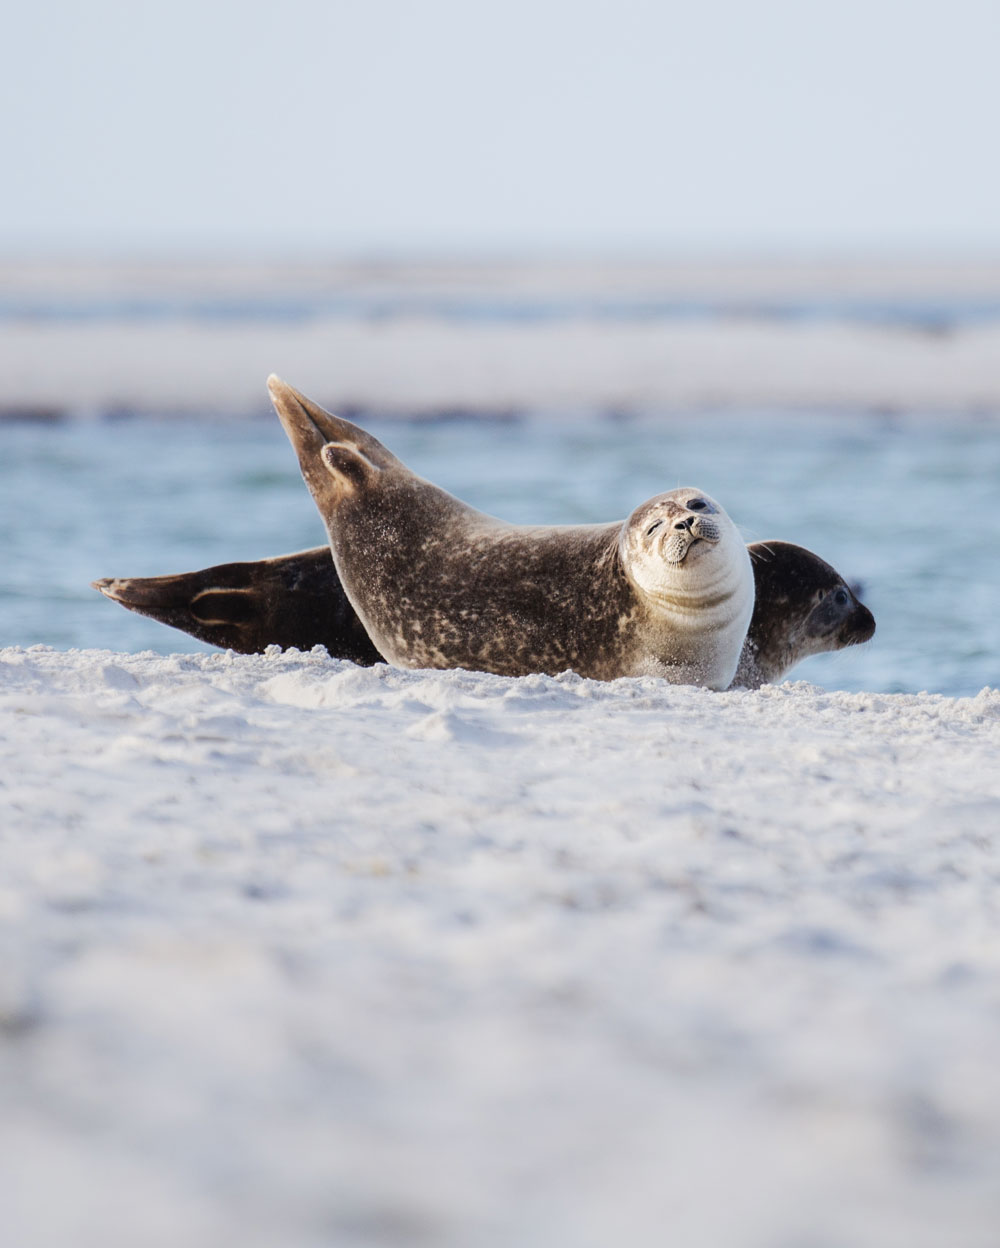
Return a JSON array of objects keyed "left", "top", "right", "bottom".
[{"left": 674, "top": 517, "right": 695, "bottom": 531}]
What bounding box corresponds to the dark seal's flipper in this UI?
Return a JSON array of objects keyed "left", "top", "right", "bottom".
[
  {"left": 91, "top": 548, "right": 382, "bottom": 664},
  {"left": 729, "top": 541, "right": 876, "bottom": 689}
]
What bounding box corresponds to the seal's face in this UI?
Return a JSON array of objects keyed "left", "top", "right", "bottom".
[
  {"left": 650, "top": 493, "right": 723, "bottom": 565},
  {"left": 805, "top": 582, "right": 875, "bottom": 647},
  {"left": 736, "top": 541, "right": 876, "bottom": 686},
  {"left": 747, "top": 541, "right": 875, "bottom": 657},
  {"left": 622, "top": 488, "right": 746, "bottom": 596}
]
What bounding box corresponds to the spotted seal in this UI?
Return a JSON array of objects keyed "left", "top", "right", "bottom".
[
  {"left": 93, "top": 540, "right": 874, "bottom": 685},
  {"left": 265, "top": 376, "right": 754, "bottom": 687}
]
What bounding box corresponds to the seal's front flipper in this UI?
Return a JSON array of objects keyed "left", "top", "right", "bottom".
[{"left": 92, "top": 547, "right": 382, "bottom": 664}]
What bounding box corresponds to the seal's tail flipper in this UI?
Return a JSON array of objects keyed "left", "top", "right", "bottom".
[
  {"left": 91, "top": 549, "right": 382, "bottom": 664},
  {"left": 267, "top": 375, "right": 401, "bottom": 484}
]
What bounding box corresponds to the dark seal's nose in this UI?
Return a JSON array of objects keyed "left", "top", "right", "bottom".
[{"left": 674, "top": 517, "right": 695, "bottom": 531}]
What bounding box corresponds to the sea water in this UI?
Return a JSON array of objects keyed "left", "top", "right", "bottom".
[{"left": 1, "top": 406, "right": 996, "bottom": 696}]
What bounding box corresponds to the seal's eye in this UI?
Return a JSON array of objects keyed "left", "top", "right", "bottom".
[
  {"left": 646, "top": 519, "right": 663, "bottom": 536},
  {"left": 686, "top": 498, "right": 707, "bottom": 511},
  {"left": 833, "top": 588, "right": 849, "bottom": 606}
]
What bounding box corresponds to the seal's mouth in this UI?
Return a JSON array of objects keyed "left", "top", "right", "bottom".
[
  {"left": 662, "top": 532, "right": 716, "bottom": 565},
  {"left": 842, "top": 605, "right": 876, "bottom": 646}
]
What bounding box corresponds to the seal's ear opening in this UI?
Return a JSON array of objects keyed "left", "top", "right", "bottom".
[{"left": 320, "top": 441, "right": 381, "bottom": 491}]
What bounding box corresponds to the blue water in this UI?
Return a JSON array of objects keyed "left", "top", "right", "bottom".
[{"left": 1, "top": 409, "right": 998, "bottom": 696}]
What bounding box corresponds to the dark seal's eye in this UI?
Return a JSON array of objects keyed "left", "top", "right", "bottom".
[
  {"left": 833, "top": 588, "right": 849, "bottom": 606},
  {"left": 686, "top": 498, "right": 707, "bottom": 511},
  {"left": 646, "top": 519, "right": 664, "bottom": 536}
]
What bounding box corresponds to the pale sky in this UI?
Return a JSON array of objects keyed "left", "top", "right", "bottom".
[{"left": 5, "top": 0, "right": 1000, "bottom": 255}]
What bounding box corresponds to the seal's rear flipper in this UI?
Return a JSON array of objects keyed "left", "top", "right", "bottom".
[
  {"left": 320, "top": 441, "right": 384, "bottom": 491},
  {"left": 91, "top": 548, "right": 382, "bottom": 664},
  {"left": 188, "top": 588, "right": 258, "bottom": 625},
  {"left": 267, "top": 375, "right": 402, "bottom": 497}
]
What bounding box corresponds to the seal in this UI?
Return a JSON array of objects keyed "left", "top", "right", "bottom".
[
  {"left": 267, "top": 375, "right": 755, "bottom": 687},
  {"left": 94, "top": 541, "right": 874, "bottom": 684},
  {"left": 731, "top": 540, "right": 875, "bottom": 688}
]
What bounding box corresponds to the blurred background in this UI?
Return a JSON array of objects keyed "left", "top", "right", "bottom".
[{"left": 2, "top": 0, "right": 999, "bottom": 693}]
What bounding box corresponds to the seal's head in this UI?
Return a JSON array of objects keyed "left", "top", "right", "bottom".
[
  {"left": 748, "top": 541, "right": 875, "bottom": 651},
  {"left": 732, "top": 540, "right": 876, "bottom": 687},
  {"left": 621, "top": 488, "right": 751, "bottom": 598},
  {"left": 618, "top": 488, "right": 755, "bottom": 688}
]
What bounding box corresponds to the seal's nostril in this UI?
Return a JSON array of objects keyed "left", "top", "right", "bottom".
[{"left": 674, "top": 518, "right": 693, "bottom": 531}]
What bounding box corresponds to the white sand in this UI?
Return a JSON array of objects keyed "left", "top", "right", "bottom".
[{"left": 3, "top": 645, "right": 1000, "bottom": 1247}]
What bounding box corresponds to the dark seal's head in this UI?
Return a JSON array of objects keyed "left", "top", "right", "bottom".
[{"left": 732, "top": 540, "right": 876, "bottom": 688}]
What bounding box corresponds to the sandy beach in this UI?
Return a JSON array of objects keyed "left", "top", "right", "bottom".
[{"left": 3, "top": 644, "right": 1000, "bottom": 1246}]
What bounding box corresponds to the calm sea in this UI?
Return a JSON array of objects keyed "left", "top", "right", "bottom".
[{"left": 2, "top": 405, "right": 996, "bottom": 696}]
